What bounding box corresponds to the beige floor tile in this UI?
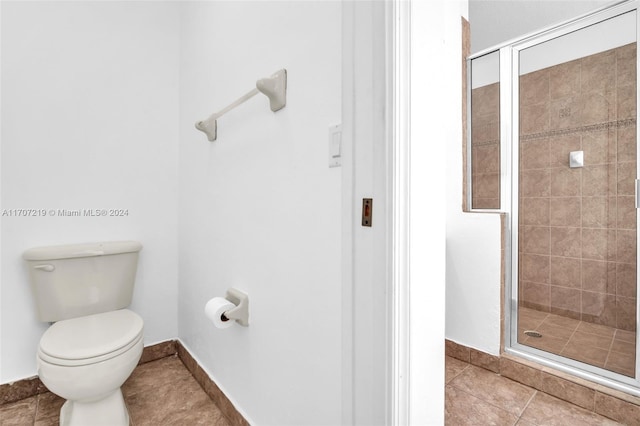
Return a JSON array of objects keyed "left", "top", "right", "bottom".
[
  {"left": 123, "top": 355, "right": 194, "bottom": 397},
  {"left": 523, "top": 334, "right": 569, "bottom": 354},
  {"left": 567, "top": 331, "right": 613, "bottom": 350},
  {"left": 0, "top": 396, "right": 36, "bottom": 425},
  {"left": 615, "top": 329, "right": 636, "bottom": 343},
  {"left": 445, "top": 385, "right": 518, "bottom": 426},
  {"left": 577, "top": 321, "right": 616, "bottom": 338},
  {"left": 541, "top": 313, "right": 580, "bottom": 330},
  {"left": 126, "top": 382, "right": 230, "bottom": 426},
  {"left": 519, "top": 392, "right": 621, "bottom": 425},
  {"left": 445, "top": 356, "right": 469, "bottom": 384},
  {"left": 536, "top": 322, "right": 576, "bottom": 340},
  {"left": 449, "top": 365, "right": 536, "bottom": 416},
  {"left": 0, "top": 356, "right": 230, "bottom": 426},
  {"left": 605, "top": 351, "right": 636, "bottom": 377},
  {"left": 561, "top": 343, "right": 609, "bottom": 367},
  {"left": 34, "top": 392, "right": 64, "bottom": 426},
  {"left": 611, "top": 337, "right": 635, "bottom": 354}
]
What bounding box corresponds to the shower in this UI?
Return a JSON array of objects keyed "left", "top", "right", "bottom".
[{"left": 468, "top": 0, "right": 640, "bottom": 394}]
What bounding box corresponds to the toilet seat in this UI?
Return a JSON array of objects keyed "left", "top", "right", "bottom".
[{"left": 38, "top": 309, "right": 143, "bottom": 367}]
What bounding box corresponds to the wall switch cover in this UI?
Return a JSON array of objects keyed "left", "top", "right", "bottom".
[{"left": 328, "top": 124, "right": 342, "bottom": 168}]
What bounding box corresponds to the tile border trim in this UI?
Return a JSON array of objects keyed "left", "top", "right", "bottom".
[
  {"left": 0, "top": 340, "right": 249, "bottom": 426},
  {"left": 520, "top": 117, "right": 636, "bottom": 142},
  {"left": 446, "top": 339, "right": 640, "bottom": 424}
]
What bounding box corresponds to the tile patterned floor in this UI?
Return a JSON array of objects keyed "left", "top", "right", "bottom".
[
  {"left": 446, "top": 355, "right": 622, "bottom": 425},
  {"left": 0, "top": 355, "right": 230, "bottom": 425},
  {"left": 518, "top": 307, "right": 636, "bottom": 377},
  {"left": 3, "top": 351, "right": 630, "bottom": 425}
]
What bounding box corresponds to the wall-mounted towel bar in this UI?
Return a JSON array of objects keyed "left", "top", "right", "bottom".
[{"left": 195, "top": 69, "right": 287, "bottom": 142}]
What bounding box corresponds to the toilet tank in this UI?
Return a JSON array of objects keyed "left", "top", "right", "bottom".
[{"left": 23, "top": 241, "right": 143, "bottom": 322}]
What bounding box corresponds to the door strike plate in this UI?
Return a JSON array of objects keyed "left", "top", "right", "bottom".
[{"left": 362, "top": 198, "right": 373, "bottom": 227}]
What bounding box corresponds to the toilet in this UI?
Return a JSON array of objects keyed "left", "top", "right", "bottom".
[{"left": 23, "top": 241, "right": 144, "bottom": 426}]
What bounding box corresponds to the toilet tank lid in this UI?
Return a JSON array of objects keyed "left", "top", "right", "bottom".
[{"left": 23, "top": 241, "right": 142, "bottom": 261}]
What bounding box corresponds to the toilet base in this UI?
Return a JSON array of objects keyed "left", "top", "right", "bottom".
[{"left": 60, "top": 388, "right": 129, "bottom": 426}]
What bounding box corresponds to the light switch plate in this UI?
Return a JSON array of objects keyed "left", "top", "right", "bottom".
[{"left": 328, "top": 124, "right": 342, "bottom": 168}]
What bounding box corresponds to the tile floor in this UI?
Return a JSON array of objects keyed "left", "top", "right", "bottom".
[
  {"left": 0, "top": 355, "right": 230, "bottom": 425},
  {"left": 446, "top": 355, "right": 623, "bottom": 425},
  {"left": 518, "top": 307, "right": 636, "bottom": 377},
  {"left": 2, "top": 349, "right": 632, "bottom": 425}
]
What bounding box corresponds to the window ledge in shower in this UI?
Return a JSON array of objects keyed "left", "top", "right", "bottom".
[{"left": 446, "top": 339, "right": 640, "bottom": 424}]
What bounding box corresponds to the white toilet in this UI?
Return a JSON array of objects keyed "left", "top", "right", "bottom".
[{"left": 23, "top": 241, "right": 144, "bottom": 426}]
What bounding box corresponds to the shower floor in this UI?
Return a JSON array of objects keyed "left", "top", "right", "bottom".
[{"left": 518, "top": 307, "right": 636, "bottom": 377}]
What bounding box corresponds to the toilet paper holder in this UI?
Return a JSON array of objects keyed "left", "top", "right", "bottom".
[{"left": 221, "top": 288, "right": 249, "bottom": 327}]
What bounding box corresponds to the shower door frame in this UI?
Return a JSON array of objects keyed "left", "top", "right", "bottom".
[{"left": 501, "top": 0, "right": 640, "bottom": 395}]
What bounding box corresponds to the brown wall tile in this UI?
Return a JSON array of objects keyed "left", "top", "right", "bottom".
[
  {"left": 521, "top": 102, "right": 550, "bottom": 135},
  {"left": 445, "top": 339, "right": 471, "bottom": 363},
  {"left": 470, "top": 349, "right": 500, "bottom": 373},
  {"left": 549, "top": 256, "right": 581, "bottom": 288},
  {"left": 139, "top": 340, "right": 177, "bottom": 365},
  {"left": 549, "top": 197, "right": 581, "bottom": 227},
  {"left": 617, "top": 85, "right": 636, "bottom": 120},
  {"left": 581, "top": 260, "right": 615, "bottom": 294},
  {"left": 550, "top": 168, "right": 581, "bottom": 197},
  {"left": 550, "top": 59, "right": 581, "bottom": 100},
  {"left": 616, "top": 262, "right": 637, "bottom": 298},
  {"left": 520, "top": 226, "right": 550, "bottom": 255},
  {"left": 550, "top": 227, "right": 581, "bottom": 258},
  {"left": 521, "top": 198, "right": 550, "bottom": 226},
  {"left": 617, "top": 196, "right": 636, "bottom": 229},
  {"left": 616, "top": 43, "right": 637, "bottom": 87},
  {"left": 499, "top": 357, "right": 543, "bottom": 390},
  {"left": 617, "top": 125, "right": 636, "bottom": 162},
  {"left": 541, "top": 372, "right": 596, "bottom": 411},
  {"left": 521, "top": 138, "right": 550, "bottom": 170},
  {"left": 581, "top": 49, "right": 616, "bottom": 94},
  {"left": 595, "top": 392, "right": 640, "bottom": 425}
]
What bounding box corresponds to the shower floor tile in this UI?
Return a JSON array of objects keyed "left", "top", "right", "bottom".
[
  {"left": 518, "top": 307, "right": 636, "bottom": 377},
  {"left": 445, "top": 356, "right": 622, "bottom": 425},
  {"left": 0, "top": 355, "right": 230, "bottom": 426}
]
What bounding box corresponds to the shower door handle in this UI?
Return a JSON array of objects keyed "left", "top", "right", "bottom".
[{"left": 636, "top": 179, "right": 640, "bottom": 209}]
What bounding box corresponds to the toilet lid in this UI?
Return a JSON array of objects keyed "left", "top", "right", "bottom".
[{"left": 39, "top": 309, "right": 143, "bottom": 362}]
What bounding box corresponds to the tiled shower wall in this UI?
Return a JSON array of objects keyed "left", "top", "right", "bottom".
[
  {"left": 471, "top": 82, "right": 500, "bottom": 209},
  {"left": 518, "top": 43, "right": 637, "bottom": 331}
]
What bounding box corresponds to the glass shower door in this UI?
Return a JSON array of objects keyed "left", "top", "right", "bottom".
[{"left": 514, "top": 8, "right": 638, "bottom": 380}]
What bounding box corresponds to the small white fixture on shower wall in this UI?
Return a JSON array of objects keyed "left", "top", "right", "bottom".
[
  {"left": 195, "top": 69, "right": 287, "bottom": 142},
  {"left": 569, "top": 150, "right": 584, "bottom": 168}
]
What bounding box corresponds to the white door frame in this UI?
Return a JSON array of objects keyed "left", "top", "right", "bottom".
[
  {"left": 341, "top": 1, "right": 397, "bottom": 424},
  {"left": 341, "top": 0, "right": 411, "bottom": 424}
]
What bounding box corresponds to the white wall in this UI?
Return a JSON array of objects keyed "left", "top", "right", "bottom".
[
  {"left": 445, "top": 9, "right": 503, "bottom": 355},
  {"left": 178, "top": 2, "right": 342, "bottom": 425},
  {"left": 0, "top": 1, "right": 180, "bottom": 382},
  {"left": 413, "top": 0, "right": 470, "bottom": 422}
]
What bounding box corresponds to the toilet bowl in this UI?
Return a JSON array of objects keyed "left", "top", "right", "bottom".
[
  {"left": 36, "top": 309, "right": 144, "bottom": 426},
  {"left": 23, "top": 241, "right": 144, "bottom": 425}
]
